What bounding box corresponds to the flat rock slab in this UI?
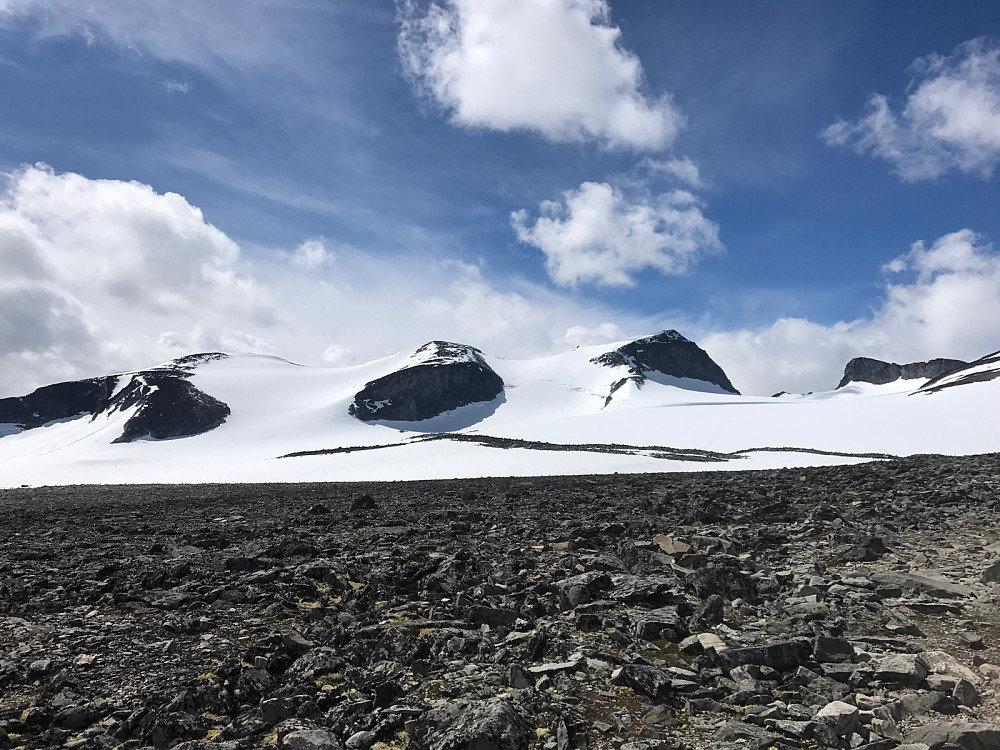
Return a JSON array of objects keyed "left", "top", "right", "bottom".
[
  {"left": 906, "top": 721, "right": 1000, "bottom": 749},
  {"left": 872, "top": 571, "right": 974, "bottom": 599}
]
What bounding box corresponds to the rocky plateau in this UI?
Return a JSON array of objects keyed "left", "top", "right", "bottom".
[{"left": 3, "top": 455, "right": 1000, "bottom": 749}]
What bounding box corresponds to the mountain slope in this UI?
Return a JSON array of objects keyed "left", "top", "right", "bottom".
[{"left": 0, "top": 335, "right": 997, "bottom": 485}]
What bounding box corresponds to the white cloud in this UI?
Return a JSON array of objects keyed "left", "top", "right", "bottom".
[
  {"left": 704, "top": 230, "right": 1000, "bottom": 395},
  {"left": 0, "top": 165, "right": 277, "bottom": 394},
  {"left": 512, "top": 180, "right": 723, "bottom": 287},
  {"left": 823, "top": 38, "right": 1000, "bottom": 180},
  {"left": 638, "top": 157, "right": 705, "bottom": 189},
  {"left": 0, "top": 166, "right": 656, "bottom": 396},
  {"left": 0, "top": 1, "right": 294, "bottom": 77},
  {"left": 164, "top": 79, "right": 190, "bottom": 94},
  {"left": 396, "top": 0, "right": 683, "bottom": 150},
  {"left": 561, "top": 322, "right": 627, "bottom": 347},
  {"left": 321, "top": 344, "right": 355, "bottom": 366},
  {"left": 290, "top": 239, "right": 330, "bottom": 270}
]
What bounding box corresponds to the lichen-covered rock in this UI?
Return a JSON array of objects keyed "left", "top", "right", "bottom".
[
  {"left": 349, "top": 342, "right": 504, "bottom": 422},
  {"left": 415, "top": 699, "right": 530, "bottom": 750}
]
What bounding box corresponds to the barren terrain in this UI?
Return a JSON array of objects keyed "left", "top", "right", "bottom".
[{"left": 2, "top": 454, "right": 1000, "bottom": 749}]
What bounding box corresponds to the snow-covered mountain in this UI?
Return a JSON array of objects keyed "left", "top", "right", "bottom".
[{"left": 0, "top": 331, "right": 997, "bottom": 486}]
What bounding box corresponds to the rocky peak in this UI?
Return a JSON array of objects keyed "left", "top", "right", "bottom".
[
  {"left": 592, "top": 330, "right": 740, "bottom": 396},
  {"left": 407, "top": 341, "right": 491, "bottom": 368},
  {"left": 836, "top": 357, "right": 968, "bottom": 389},
  {"left": 917, "top": 350, "right": 1000, "bottom": 394},
  {"left": 0, "top": 366, "right": 230, "bottom": 443},
  {"left": 349, "top": 341, "right": 504, "bottom": 423}
]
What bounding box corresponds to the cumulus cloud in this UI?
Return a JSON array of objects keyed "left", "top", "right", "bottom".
[
  {"left": 0, "top": 165, "right": 277, "bottom": 394},
  {"left": 396, "top": 0, "right": 683, "bottom": 150},
  {"left": 704, "top": 230, "right": 1000, "bottom": 395},
  {"left": 512, "top": 181, "right": 723, "bottom": 287},
  {"left": 823, "top": 38, "right": 1000, "bottom": 180},
  {"left": 0, "top": 166, "right": 659, "bottom": 396},
  {"left": 290, "top": 239, "right": 330, "bottom": 270}
]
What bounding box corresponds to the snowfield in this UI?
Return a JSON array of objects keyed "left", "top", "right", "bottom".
[{"left": 0, "top": 342, "right": 997, "bottom": 486}]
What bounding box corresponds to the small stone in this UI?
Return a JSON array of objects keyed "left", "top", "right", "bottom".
[
  {"left": 653, "top": 534, "right": 691, "bottom": 555},
  {"left": 344, "top": 731, "right": 376, "bottom": 750},
  {"left": 953, "top": 678, "right": 980, "bottom": 707},
  {"left": 956, "top": 631, "right": 984, "bottom": 650},
  {"left": 813, "top": 636, "right": 855, "bottom": 664},
  {"left": 611, "top": 664, "right": 673, "bottom": 700},
  {"left": 875, "top": 654, "right": 928, "bottom": 687},
  {"left": 280, "top": 728, "right": 342, "bottom": 750},
  {"left": 610, "top": 708, "right": 632, "bottom": 732},
  {"left": 351, "top": 493, "right": 377, "bottom": 510},
  {"left": 981, "top": 560, "right": 1000, "bottom": 583},
  {"left": 815, "top": 701, "right": 859, "bottom": 737}
]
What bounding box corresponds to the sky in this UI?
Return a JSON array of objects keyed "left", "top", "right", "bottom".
[{"left": 0, "top": 1, "right": 998, "bottom": 397}]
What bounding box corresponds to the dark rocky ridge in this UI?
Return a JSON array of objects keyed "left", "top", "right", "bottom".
[
  {"left": 917, "top": 351, "right": 1000, "bottom": 394},
  {"left": 592, "top": 331, "right": 739, "bottom": 398},
  {"left": 109, "top": 371, "right": 231, "bottom": 443},
  {"left": 836, "top": 357, "right": 968, "bottom": 389},
  {"left": 3, "top": 454, "right": 1000, "bottom": 749},
  {"left": 349, "top": 342, "right": 504, "bottom": 422},
  {"left": 0, "top": 353, "right": 231, "bottom": 443}
]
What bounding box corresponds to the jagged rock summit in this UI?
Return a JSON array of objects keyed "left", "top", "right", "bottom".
[
  {"left": 836, "top": 356, "right": 968, "bottom": 389},
  {"left": 348, "top": 341, "right": 504, "bottom": 422},
  {"left": 591, "top": 330, "right": 740, "bottom": 396},
  {"left": 0, "top": 353, "right": 231, "bottom": 443}
]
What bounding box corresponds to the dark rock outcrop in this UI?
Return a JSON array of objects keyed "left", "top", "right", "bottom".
[
  {"left": 110, "top": 371, "right": 231, "bottom": 443},
  {"left": 0, "top": 377, "right": 118, "bottom": 429},
  {"left": 917, "top": 350, "right": 1000, "bottom": 394},
  {"left": 592, "top": 330, "right": 739, "bottom": 396},
  {"left": 836, "top": 356, "right": 967, "bottom": 389},
  {"left": 0, "top": 354, "right": 230, "bottom": 443},
  {"left": 349, "top": 342, "right": 504, "bottom": 422}
]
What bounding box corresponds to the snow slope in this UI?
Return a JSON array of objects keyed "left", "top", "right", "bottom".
[{"left": 0, "top": 341, "right": 997, "bottom": 486}]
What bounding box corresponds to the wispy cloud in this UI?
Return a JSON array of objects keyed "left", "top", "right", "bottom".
[
  {"left": 163, "top": 79, "right": 190, "bottom": 94},
  {"left": 396, "top": 0, "right": 683, "bottom": 150},
  {"left": 823, "top": 37, "right": 1000, "bottom": 181}
]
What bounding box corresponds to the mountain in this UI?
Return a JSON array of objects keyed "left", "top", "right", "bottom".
[
  {"left": 836, "top": 356, "right": 968, "bottom": 389},
  {"left": 348, "top": 341, "right": 504, "bottom": 422},
  {"left": 916, "top": 350, "right": 1000, "bottom": 394},
  {"left": 0, "top": 334, "right": 998, "bottom": 485},
  {"left": 591, "top": 330, "right": 739, "bottom": 399},
  {"left": 0, "top": 353, "right": 230, "bottom": 443}
]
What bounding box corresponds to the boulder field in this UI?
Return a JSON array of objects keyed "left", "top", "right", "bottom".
[{"left": 2, "top": 454, "right": 1000, "bottom": 749}]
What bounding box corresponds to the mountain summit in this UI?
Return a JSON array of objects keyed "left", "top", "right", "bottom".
[
  {"left": 0, "top": 354, "right": 230, "bottom": 443},
  {"left": 836, "top": 356, "right": 967, "bottom": 389},
  {"left": 591, "top": 330, "right": 740, "bottom": 395},
  {"left": 348, "top": 341, "right": 504, "bottom": 422}
]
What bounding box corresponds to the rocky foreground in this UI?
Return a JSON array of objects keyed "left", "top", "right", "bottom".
[{"left": 2, "top": 455, "right": 1000, "bottom": 750}]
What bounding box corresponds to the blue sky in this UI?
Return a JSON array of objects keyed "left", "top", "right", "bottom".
[{"left": 1, "top": 1, "right": 999, "bottom": 396}]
